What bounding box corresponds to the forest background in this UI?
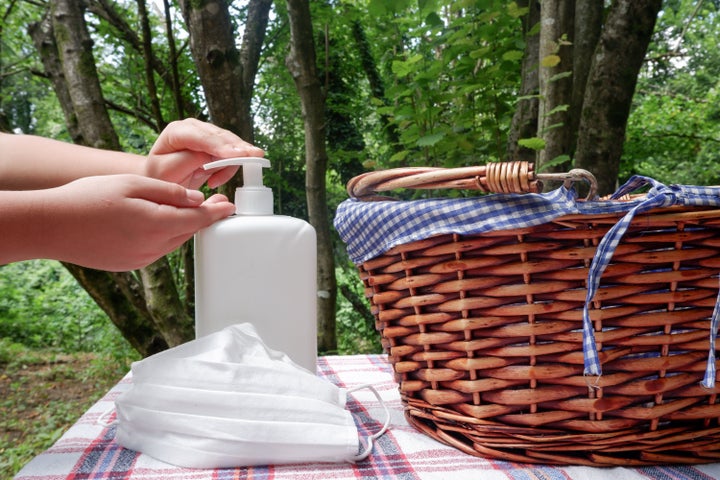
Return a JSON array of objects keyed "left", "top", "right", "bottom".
[{"left": 1, "top": 0, "right": 719, "bottom": 475}]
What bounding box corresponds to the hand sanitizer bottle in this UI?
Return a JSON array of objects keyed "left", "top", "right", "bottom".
[{"left": 194, "top": 157, "right": 317, "bottom": 372}]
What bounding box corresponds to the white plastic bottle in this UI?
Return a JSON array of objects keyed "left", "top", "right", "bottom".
[{"left": 194, "top": 157, "right": 318, "bottom": 372}]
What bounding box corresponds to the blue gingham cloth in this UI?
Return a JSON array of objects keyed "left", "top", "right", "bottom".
[{"left": 334, "top": 176, "right": 720, "bottom": 387}]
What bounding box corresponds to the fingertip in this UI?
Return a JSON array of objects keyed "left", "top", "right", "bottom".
[
  {"left": 205, "top": 193, "right": 231, "bottom": 203},
  {"left": 201, "top": 195, "right": 236, "bottom": 219},
  {"left": 232, "top": 145, "right": 265, "bottom": 156},
  {"left": 186, "top": 189, "right": 205, "bottom": 205},
  {"left": 206, "top": 204, "right": 236, "bottom": 224}
]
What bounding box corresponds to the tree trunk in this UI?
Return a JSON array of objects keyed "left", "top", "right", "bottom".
[
  {"left": 509, "top": 0, "right": 658, "bottom": 192},
  {"left": 50, "top": 0, "right": 119, "bottom": 150},
  {"left": 139, "top": 258, "right": 194, "bottom": 346},
  {"left": 537, "top": 0, "right": 574, "bottom": 172},
  {"left": 28, "top": 14, "right": 82, "bottom": 144},
  {"left": 506, "top": 0, "right": 540, "bottom": 163},
  {"left": 569, "top": 0, "right": 602, "bottom": 144},
  {"left": 286, "top": 0, "right": 337, "bottom": 354},
  {"left": 178, "top": 0, "right": 271, "bottom": 199},
  {"left": 575, "top": 0, "right": 662, "bottom": 196},
  {"left": 177, "top": 0, "right": 243, "bottom": 137},
  {"left": 64, "top": 264, "right": 169, "bottom": 355},
  {"left": 37, "top": 0, "right": 195, "bottom": 356}
]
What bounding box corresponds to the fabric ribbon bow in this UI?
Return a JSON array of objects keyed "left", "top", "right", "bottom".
[{"left": 581, "top": 176, "right": 720, "bottom": 388}]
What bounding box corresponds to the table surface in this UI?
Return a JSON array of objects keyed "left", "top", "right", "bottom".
[{"left": 15, "top": 354, "right": 720, "bottom": 480}]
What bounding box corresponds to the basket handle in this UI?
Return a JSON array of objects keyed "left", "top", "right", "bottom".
[{"left": 346, "top": 161, "right": 598, "bottom": 200}]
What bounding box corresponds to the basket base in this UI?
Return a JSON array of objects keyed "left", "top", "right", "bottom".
[{"left": 404, "top": 405, "right": 720, "bottom": 466}]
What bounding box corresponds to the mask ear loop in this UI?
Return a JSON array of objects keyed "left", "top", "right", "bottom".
[
  {"left": 347, "top": 384, "right": 391, "bottom": 462},
  {"left": 97, "top": 405, "right": 118, "bottom": 428}
]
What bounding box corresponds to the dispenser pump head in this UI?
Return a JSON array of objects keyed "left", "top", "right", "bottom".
[{"left": 203, "top": 157, "right": 272, "bottom": 215}]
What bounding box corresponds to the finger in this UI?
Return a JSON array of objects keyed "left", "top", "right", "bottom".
[
  {"left": 153, "top": 118, "right": 265, "bottom": 159},
  {"left": 154, "top": 197, "right": 236, "bottom": 239},
  {"left": 197, "top": 197, "right": 236, "bottom": 221},
  {"left": 204, "top": 193, "right": 232, "bottom": 204},
  {"left": 188, "top": 169, "right": 214, "bottom": 190},
  {"left": 128, "top": 176, "right": 206, "bottom": 208},
  {"left": 207, "top": 166, "right": 239, "bottom": 189}
]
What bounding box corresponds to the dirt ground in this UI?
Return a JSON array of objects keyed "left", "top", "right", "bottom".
[{"left": 1, "top": 352, "right": 121, "bottom": 477}]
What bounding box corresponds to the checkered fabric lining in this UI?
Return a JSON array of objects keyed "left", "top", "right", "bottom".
[{"left": 334, "top": 176, "right": 720, "bottom": 387}]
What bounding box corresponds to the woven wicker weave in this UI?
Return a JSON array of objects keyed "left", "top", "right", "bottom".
[{"left": 346, "top": 162, "right": 720, "bottom": 466}]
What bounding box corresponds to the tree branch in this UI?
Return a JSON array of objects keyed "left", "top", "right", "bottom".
[
  {"left": 104, "top": 98, "right": 157, "bottom": 130},
  {"left": 86, "top": 0, "right": 200, "bottom": 119},
  {"left": 136, "top": 0, "right": 165, "bottom": 129}
]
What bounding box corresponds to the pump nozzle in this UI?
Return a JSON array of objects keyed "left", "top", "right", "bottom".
[{"left": 204, "top": 157, "right": 273, "bottom": 215}]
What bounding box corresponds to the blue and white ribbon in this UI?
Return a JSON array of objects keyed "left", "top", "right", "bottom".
[{"left": 582, "top": 176, "right": 720, "bottom": 388}]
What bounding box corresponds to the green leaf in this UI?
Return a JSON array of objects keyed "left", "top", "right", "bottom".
[
  {"left": 417, "top": 131, "right": 445, "bottom": 147},
  {"left": 425, "top": 12, "right": 443, "bottom": 27},
  {"left": 502, "top": 50, "right": 524, "bottom": 61},
  {"left": 391, "top": 60, "right": 412, "bottom": 78},
  {"left": 545, "top": 104, "right": 569, "bottom": 116},
  {"left": 507, "top": 2, "right": 530, "bottom": 18},
  {"left": 367, "top": 0, "right": 387, "bottom": 16},
  {"left": 548, "top": 71, "right": 572, "bottom": 82},
  {"left": 391, "top": 54, "right": 424, "bottom": 78},
  {"left": 470, "top": 46, "right": 491, "bottom": 59},
  {"left": 516, "top": 94, "right": 540, "bottom": 102},
  {"left": 540, "top": 154, "right": 571, "bottom": 172},
  {"left": 542, "top": 122, "right": 565, "bottom": 132},
  {"left": 518, "top": 137, "right": 546, "bottom": 150},
  {"left": 389, "top": 150, "right": 410, "bottom": 163},
  {"left": 541, "top": 54, "right": 561, "bottom": 67}
]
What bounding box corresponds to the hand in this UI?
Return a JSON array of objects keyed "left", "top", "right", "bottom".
[
  {"left": 42, "top": 174, "right": 235, "bottom": 271},
  {"left": 145, "top": 118, "right": 265, "bottom": 190}
]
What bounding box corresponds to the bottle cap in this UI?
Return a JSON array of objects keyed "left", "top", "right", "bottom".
[{"left": 204, "top": 157, "right": 273, "bottom": 215}]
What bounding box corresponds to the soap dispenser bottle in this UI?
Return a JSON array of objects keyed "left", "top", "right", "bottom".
[{"left": 194, "top": 157, "right": 318, "bottom": 371}]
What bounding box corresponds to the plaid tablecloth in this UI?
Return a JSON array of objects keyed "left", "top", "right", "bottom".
[{"left": 15, "top": 354, "right": 720, "bottom": 480}]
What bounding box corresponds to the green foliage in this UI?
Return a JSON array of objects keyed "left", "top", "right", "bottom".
[
  {"left": 0, "top": 2, "right": 52, "bottom": 133},
  {"left": 622, "top": 0, "right": 720, "bottom": 185},
  {"left": 0, "top": 260, "right": 137, "bottom": 477},
  {"left": 0, "top": 260, "right": 134, "bottom": 355},
  {"left": 342, "top": 1, "right": 528, "bottom": 169},
  {"left": 335, "top": 266, "right": 383, "bottom": 355}
]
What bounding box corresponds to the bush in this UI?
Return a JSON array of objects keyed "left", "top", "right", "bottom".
[{"left": 0, "top": 260, "right": 133, "bottom": 355}]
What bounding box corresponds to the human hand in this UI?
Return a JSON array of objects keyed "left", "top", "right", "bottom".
[
  {"left": 42, "top": 174, "right": 235, "bottom": 271},
  {"left": 145, "top": 118, "right": 265, "bottom": 190}
]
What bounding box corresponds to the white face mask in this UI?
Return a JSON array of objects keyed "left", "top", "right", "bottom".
[{"left": 111, "top": 323, "right": 389, "bottom": 469}]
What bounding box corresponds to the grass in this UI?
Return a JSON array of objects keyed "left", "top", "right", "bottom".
[{"left": 0, "top": 339, "right": 132, "bottom": 479}]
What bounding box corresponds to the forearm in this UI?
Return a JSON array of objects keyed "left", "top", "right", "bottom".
[
  {"left": 0, "top": 132, "right": 145, "bottom": 190},
  {"left": 0, "top": 175, "right": 236, "bottom": 271},
  {"left": 0, "top": 189, "right": 50, "bottom": 265}
]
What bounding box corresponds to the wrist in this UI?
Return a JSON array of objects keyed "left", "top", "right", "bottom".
[{"left": 0, "top": 189, "right": 54, "bottom": 265}]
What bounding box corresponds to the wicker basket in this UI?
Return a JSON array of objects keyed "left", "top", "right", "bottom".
[{"left": 339, "top": 162, "right": 720, "bottom": 466}]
